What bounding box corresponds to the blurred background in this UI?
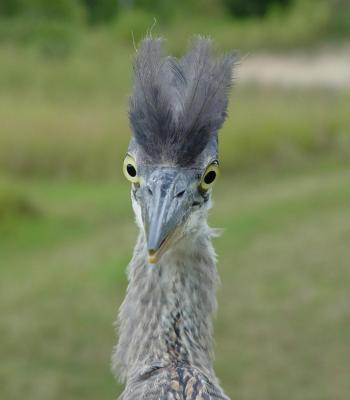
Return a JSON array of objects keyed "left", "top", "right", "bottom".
[{"left": 1, "top": 0, "right": 350, "bottom": 399}]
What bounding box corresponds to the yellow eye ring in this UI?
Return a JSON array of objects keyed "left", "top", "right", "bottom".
[
  {"left": 199, "top": 162, "right": 219, "bottom": 191},
  {"left": 123, "top": 155, "right": 140, "bottom": 184}
]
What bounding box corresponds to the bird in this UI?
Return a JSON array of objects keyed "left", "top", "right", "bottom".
[{"left": 112, "top": 36, "right": 235, "bottom": 400}]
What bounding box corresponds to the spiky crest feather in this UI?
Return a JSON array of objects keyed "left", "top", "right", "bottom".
[{"left": 129, "top": 37, "right": 235, "bottom": 165}]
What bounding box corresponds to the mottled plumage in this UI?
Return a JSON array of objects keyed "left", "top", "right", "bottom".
[
  {"left": 113, "top": 37, "right": 234, "bottom": 399},
  {"left": 113, "top": 211, "right": 229, "bottom": 399}
]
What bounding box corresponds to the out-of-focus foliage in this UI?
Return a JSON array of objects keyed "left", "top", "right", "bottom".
[
  {"left": 222, "top": 0, "right": 291, "bottom": 17},
  {"left": 0, "top": 18, "right": 81, "bottom": 56},
  {"left": 0, "top": 0, "right": 348, "bottom": 54},
  {"left": 0, "top": 178, "right": 39, "bottom": 220},
  {"left": 81, "top": 0, "right": 119, "bottom": 24},
  {"left": 0, "top": 0, "right": 349, "bottom": 36},
  {"left": 124, "top": 0, "right": 177, "bottom": 20},
  {"left": 327, "top": 0, "right": 350, "bottom": 36},
  {"left": 125, "top": 0, "right": 224, "bottom": 19},
  {"left": 111, "top": 9, "right": 155, "bottom": 44},
  {"left": 0, "top": 0, "right": 85, "bottom": 22},
  {"left": 0, "top": 0, "right": 84, "bottom": 55},
  {"left": 0, "top": 1, "right": 350, "bottom": 400},
  {"left": 0, "top": 41, "right": 349, "bottom": 178},
  {"left": 0, "top": 0, "right": 21, "bottom": 16},
  {"left": 0, "top": 0, "right": 349, "bottom": 176}
]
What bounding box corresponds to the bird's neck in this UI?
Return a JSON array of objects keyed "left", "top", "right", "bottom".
[{"left": 113, "top": 219, "right": 219, "bottom": 382}]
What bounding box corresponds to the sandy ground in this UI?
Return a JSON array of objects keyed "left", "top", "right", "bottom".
[{"left": 237, "top": 46, "right": 350, "bottom": 89}]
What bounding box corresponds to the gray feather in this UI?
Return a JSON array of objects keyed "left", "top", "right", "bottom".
[
  {"left": 120, "top": 366, "right": 229, "bottom": 400},
  {"left": 129, "top": 37, "right": 235, "bottom": 165}
]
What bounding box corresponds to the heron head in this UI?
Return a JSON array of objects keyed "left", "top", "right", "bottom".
[
  {"left": 123, "top": 136, "right": 219, "bottom": 264},
  {"left": 122, "top": 37, "right": 234, "bottom": 264}
]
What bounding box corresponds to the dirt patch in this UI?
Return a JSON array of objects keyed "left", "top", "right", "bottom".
[{"left": 237, "top": 46, "right": 350, "bottom": 89}]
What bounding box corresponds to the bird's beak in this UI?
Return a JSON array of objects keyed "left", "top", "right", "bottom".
[
  {"left": 142, "top": 170, "right": 193, "bottom": 264},
  {"left": 147, "top": 226, "right": 181, "bottom": 264}
]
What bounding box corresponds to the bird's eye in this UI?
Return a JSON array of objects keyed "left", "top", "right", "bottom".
[
  {"left": 199, "top": 162, "right": 219, "bottom": 191},
  {"left": 123, "top": 155, "right": 140, "bottom": 183}
]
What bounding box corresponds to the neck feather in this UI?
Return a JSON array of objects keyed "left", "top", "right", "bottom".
[{"left": 113, "top": 218, "right": 219, "bottom": 382}]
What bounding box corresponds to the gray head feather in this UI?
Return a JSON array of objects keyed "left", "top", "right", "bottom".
[{"left": 129, "top": 37, "right": 235, "bottom": 166}]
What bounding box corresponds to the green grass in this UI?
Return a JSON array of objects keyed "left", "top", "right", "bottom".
[
  {"left": 0, "top": 18, "right": 349, "bottom": 180},
  {"left": 1, "top": 13, "right": 350, "bottom": 397},
  {"left": 0, "top": 43, "right": 349, "bottom": 178},
  {"left": 1, "top": 163, "right": 350, "bottom": 399},
  {"left": 0, "top": 177, "right": 40, "bottom": 220}
]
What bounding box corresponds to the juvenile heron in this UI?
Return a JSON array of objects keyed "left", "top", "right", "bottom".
[{"left": 112, "top": 37, "right": 235, "bottom": 399}]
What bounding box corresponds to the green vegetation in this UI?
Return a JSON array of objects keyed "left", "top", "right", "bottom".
[
  {"left": 1, "top": 0, "right": 350, "bottom": 55},
  {"left": 0, "top": 37, "right": 349, "bottom": 178},
  {"left": 1, "top": 0, "right": 350, "bottom": 398},
  {"left": 1, "top": 165, "right": 350, "bottom": 399},
  {"left": 0, "top": 177, "right": 40, "bottom": 221}
]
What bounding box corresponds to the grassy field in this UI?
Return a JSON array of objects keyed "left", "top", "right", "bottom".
[
  {"left": 1, "top": 161, "right": 350, "bottom": 399},
  {"left": 0, "top": 38, "right": 349, "bottom": 178},
  {"left": 1, "top": 19, "right": 350, "bottom": 398}
]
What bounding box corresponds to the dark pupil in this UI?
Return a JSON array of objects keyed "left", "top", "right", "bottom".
[
  {"left": 204, "top": 170, "right": 216, "bottom": 185},
  {"left": 126, "top": 164, "right": 137, "bottom": 177}
]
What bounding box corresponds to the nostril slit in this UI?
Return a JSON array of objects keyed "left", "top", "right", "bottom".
[
  {"left": 147, "top": 187, "right": 153, "bottom": 196},
  {"left": 176, "top": 190, "right": 185, "bottom": 198}
]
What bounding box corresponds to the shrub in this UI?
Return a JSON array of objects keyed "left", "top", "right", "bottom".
[
  {"left": 0, "top": 17, "right": 82, "bottom": 57},
  {"left": 0, "top": 179, "right": 40, "bottom": 220},
  {"left": 0, "top": 0, "right": 86, "bottom": 23},
  {"left": 222, "top": 0, "right": 291, "bottom": 17},
  {"left": 112, "top": 9, "right": 156, "bottom": 45},
  {"left": 326, "top": 0, "right": 350, "bottom": 36},
  {"left": 0, "top": 0, "right": 22, "bottom": 17},
  {"left": 81, "top": 0, "right": 119, "bottom": 24}
]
